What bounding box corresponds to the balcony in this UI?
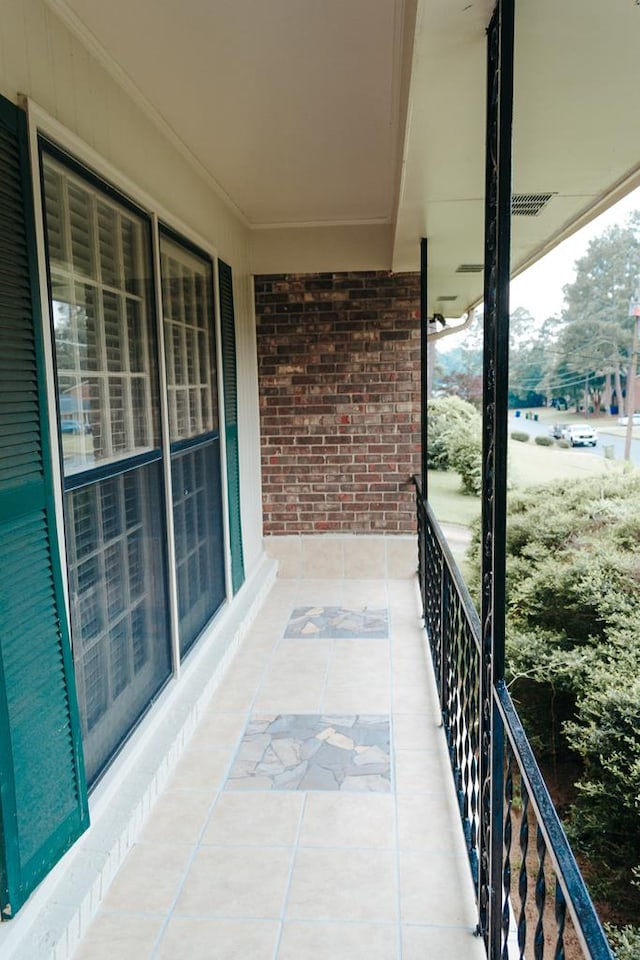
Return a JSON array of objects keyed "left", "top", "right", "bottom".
[
  {"left": 49, "top": 505, "right": 610, "bottom": 960},
  {"left": 67, "top": 537, "right": 486, "bottom": 960}
]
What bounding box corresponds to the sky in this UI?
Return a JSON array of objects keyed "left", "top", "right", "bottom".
[
  {"left": 509, "top": 185, "right": 640, "bottom": 323},
  {"left": 439, "top": 185, "right": 640, "bottom": 350}
]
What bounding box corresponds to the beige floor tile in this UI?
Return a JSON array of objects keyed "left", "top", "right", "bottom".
[
  {"left": 252, "top": 689, "right": 325, "bottom": 715},
  {"left": 328, "top": 641, "right": 390, "bottom": 685},
  {"left": 301, "top": 537, "right": 345, "bottom": 579},
  {"left": 341, "top": 579, "right": 388, "bottom": 604},
  {"left": 402, "top": 924, "right": 486, "bottom": 960},
  {"left": 157, "top": 917, "right": 280, "bottom": 959},
  {"left": 270, "top": 639, "right": 333, "bottom": 663},
  {"left": 391, "top": 623, "right": 428, "bottom": 649},
  {"left": 73, "top": 913, "right": 162, "bottom": 960},
  {"left": 343, "top": 539, "right": 386, "bottom": 578},
  {"left": 286, "top": 848, "right": 397, "bottom": 923},
  {"left": 386, "top": 577, "right": 419, "bottom": 600},
  {"left": 394, "top": 747, "right": 451, "bottom": 795},
  {"left": 222, "top": 661, "right": 266, "bottom": 690},
  {"left": 264, "top": 534, "right": 302, "bottom": 579},
  {"left": 174, "top": 846, "right": 292, "bottom": 918},
  {"left": 188, "top": 712, "right": 248, "bottom": 749},
  {"left": 201, "top": 791, "right": 304, "bottom": 846},
  {"left": 256, "top": 673, "right": 327, "bottom": 700},
  {"left": 294, "top": 581, "right": 346, "bottom": 604},
  {"left": 397, "top": 795, "right": 466, "bottom": 852},
  {"left": 325, "top": 658, "right": 390, "bottom": 687},
  {"left": 279, "top": 921, "right": 398, "bottom": 960},
  {"left": 322, "top": 683, "right": 390, "bottom": 714},
  {"left": 392, "top": 683, "right": 435, "bottom": 715},
  {"left": 392, "top": 714, "right": 442, "bottom": 751},
  {"left": 140, "top": 790, "right": 215, "bottom": 845},
  {"left": 399, "top": 851, "right": 478, "bottom": 926},
  {"left": 389, "top": 600, "right": 423, "bottom": 621},
  {"left": 386, "top": 538, "right": 418, "bottom": 579},
  {"left": 392, "top": 657, "right": 432, "bottom": 687},
  {"left": 167, "top": 748, "right": 232, "bottom": 791},
  {"left": 241, "top": 635, "right": 279, "bottom": 659},
  {"left": 101, "top": 842, "right": 192, "bottom": 913},
  {"left": 208, "top": 683, "right": 256, "bottom": 712},
  {"left": 299, "top": 793, "right": 394, "bottom": 849}
]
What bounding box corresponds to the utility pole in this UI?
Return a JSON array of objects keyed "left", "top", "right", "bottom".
[{"left": 624, "top": 285, "right": 640, "bottom": 461}]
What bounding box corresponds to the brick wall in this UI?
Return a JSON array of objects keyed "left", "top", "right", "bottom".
[{"left": 255, "top": 271, "right": 421, "bottom": 535}]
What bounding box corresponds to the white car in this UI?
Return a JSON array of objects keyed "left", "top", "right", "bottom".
[
  {"left": 564, "top": 423, "right": 597, "bottom": 447},
  {"left": 617, "top": 414, "right": 640, "bottom": 426}
]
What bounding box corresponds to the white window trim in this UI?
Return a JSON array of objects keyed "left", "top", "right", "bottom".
[{"left": 24, "top": 95, "right": 235, "bottom": 665}]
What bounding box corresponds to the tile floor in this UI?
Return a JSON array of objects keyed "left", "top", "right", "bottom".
[{"left": 72, "top": 577, "right": 486, "bottom": 960}]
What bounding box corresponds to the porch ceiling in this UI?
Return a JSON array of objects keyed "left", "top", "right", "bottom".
[{"left": 48, "top": 0, "right": 640, "bottom": 315}]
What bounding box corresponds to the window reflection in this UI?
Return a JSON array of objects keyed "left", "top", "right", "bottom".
[{"left": 43, "top": 158, "right": 158, "bottom": 474}]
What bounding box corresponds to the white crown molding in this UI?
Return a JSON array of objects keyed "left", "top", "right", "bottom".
[
  {"left": 24, "top": 96, "right": 221, "bottom": 261},
  {"left": 250, "top": 216, "right": 392, "bottom": 231},
  {"left": 44, "top": 0, "right": 252, "bottom": 229}
]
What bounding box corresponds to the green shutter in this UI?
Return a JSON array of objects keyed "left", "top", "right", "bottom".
[
  {"left": 0, "top": 97, "right": 88, "bottom": 918},
  {"left": 218, "top": 260, "right": 245, "bottom": 594}
]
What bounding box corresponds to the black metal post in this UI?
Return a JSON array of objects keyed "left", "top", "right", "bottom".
[
  {"left": 420, "top": 237, "right": 429, "bottom": 497},
  {"left": 478, "top": 0, "right": 514, "bottom": 956}
]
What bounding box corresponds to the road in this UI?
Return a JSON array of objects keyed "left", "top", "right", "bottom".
[{"left": 511, "top": 414, "right": 640, "bottom": 466}]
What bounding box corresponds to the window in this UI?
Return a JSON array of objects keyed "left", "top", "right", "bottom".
[
  {"left": 161, "top": 237, "right": 215, "bottom": 441},
  {"left": 41, "top": 150, "right": 171, "bottom": 785},
  {"left": 43, "top": 158, "right": 158, "bottom": 475},
  {"left": 160, "top": 233, "right": 225, "bottom": 654}
]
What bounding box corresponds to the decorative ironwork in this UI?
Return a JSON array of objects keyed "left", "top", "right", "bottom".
[
  {"left": 535, "top": 824, "right": 547, "bottom": 959},
  {"left": 555, "top": 881, "right": 567, "bottom": 960},
  {"left": 502, "top": 747, "right": 513, "bottom": 959},
  {"left": 412, "top": 492, "right": 615, "bottom": 959},
  {"left": 518, "top": 775, "right": 530, "bottom": 958}
]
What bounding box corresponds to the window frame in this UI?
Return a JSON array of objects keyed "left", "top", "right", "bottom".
[{"left": 30, "top": 115, "right": 233, "bottom": 785}]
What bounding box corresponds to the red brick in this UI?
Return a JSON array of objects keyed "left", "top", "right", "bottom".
[{"left": 256, "top": 270, "right": 420, "bottom": 535}]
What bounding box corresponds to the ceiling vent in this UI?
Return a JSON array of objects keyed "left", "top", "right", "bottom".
[
  {"left": 437, "top": 295, "right": 458, "bottom": 302},
  {"left": 511, "top": 192, "right": 555, "bottom": 216},
  {"left": 455, "top": 263, "right": 484, "bottom": 274}
]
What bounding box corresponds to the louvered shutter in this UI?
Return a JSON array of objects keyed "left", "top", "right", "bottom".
[
  {"left": 218, "top": 260, "right": 245, "bottom": 594},
  {"left": 0, "top": 97, "right": 88, "bottom": 918}
]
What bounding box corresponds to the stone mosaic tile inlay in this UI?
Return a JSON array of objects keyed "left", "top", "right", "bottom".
[
  {"left": 227, "top": 715, "right": 391, "bottom": 791},
  {"left": 283, "top": 605, "right": 389, "bottom": 639}
]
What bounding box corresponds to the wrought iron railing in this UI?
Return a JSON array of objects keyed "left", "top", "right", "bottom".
[{"left": 415, "top": 481, "right": 614, "bottom": 960}]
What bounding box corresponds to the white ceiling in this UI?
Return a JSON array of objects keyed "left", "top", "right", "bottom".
[{"left": 47, "top": 0, "right": 640, "bottom": 316}]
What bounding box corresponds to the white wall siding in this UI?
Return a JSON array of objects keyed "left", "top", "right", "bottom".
[{"left": 0, "top": 0, "right": 263, "bottom": 574}]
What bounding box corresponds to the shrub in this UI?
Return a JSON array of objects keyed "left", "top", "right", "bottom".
[
  {"left": 468, "top": 472, "right": 640, "bottom": 919},
  {"left": 427, "top": 396, "right": 480, "bottom": 470},
  {"left": 605, "top": 924, "right": 640, "bottom": 960},
  {"left": 511, "top": 430, "right": 529, "bottom": 442},
  {"left": 556, "top": 438, "right": 570, "bottom": 448},
  {"left": 444, "top": 423, "right": 482, "bottom": 496},
  {"left": 534, "top": 435, "right": 553, "bottom": 446}
]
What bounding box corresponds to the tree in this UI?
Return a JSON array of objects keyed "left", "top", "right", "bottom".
[
  {"left": 548, "top": 215, "right": 640, "bottom": 413},
  {"left": 433, "top": 309, "right": 483, "bottom": 402}
]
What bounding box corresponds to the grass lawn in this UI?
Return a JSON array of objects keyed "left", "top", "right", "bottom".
[
  {"left": 427, "top": 470, "right": 481, "bottom": 527},
  {"left": 428, "top": 437, "right": 632, "bottom": 528},
  {"left": 508, "top": 438, "right": 628, "bottom": 487}
]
